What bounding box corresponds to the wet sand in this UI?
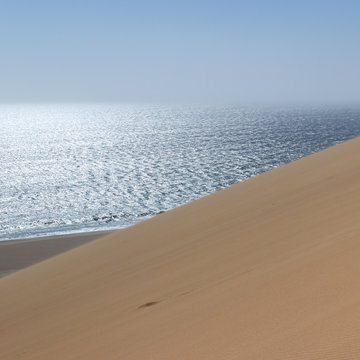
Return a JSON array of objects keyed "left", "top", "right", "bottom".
[{"left": 0, "top": 231, "right": 112, "bottom": 278}]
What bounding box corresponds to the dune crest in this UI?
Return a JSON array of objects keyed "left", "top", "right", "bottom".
[{"left": 1, "top": 137, "right": 360, "bottom": 359}]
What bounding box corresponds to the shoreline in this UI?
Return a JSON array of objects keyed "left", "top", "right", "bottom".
[
  {"left": 0, "top": 225, "right": 126, "bottom": 243},
  {"left": 0, "top": 230, "right": 113, "bottom": 278}
]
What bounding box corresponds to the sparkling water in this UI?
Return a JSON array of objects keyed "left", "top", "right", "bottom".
[{"left": 1, "top": 103, "right": 360, "bottom": 241}]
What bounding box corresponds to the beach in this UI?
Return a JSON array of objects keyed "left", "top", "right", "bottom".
[
  {"left": 0, "top": 231, "right": 112, "bottom": 278},
  {"left": 1, "top": 136, "right": 360, "bottom": 359}
]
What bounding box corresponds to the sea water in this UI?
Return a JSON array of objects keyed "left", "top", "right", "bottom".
[{"left": 1, "top": 103, "right": 360, "bottom": 241}]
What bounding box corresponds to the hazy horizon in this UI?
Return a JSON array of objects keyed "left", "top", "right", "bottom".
[{"left": 1, "top": 0, "right": 359, "bottom": 105}]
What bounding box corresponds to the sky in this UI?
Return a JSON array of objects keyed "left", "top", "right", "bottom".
[{"left": 0, "top": 0, "right": 359, "bottom": 104}]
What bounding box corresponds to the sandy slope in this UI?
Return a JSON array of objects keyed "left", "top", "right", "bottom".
[{"left": 1, "top": 137, "right": 360, "bottom": 359}]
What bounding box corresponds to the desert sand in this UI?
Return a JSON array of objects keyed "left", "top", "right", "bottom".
[{"left": 1, "top": 137, "right": 360, "bottom": 359}]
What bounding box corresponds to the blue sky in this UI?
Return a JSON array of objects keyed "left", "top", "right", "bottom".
[{"left": 0, "top": 0, "right": 359, "bottom": 104}]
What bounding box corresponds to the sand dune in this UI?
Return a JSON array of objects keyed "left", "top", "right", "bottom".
[{"left": 1, "top": 137, "right": 360, "bottom": 359}]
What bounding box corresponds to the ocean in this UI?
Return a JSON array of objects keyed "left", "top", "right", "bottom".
[{"left": 1, "top": 103, "right": 360, "bottom": 241}]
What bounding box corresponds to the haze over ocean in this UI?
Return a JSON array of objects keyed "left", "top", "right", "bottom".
[
  {"left": 1, "top": 103, "right": 360, "bottom": 240},
  {"left": 1, "top": 1, "right": 359, "bottom": 104}
]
